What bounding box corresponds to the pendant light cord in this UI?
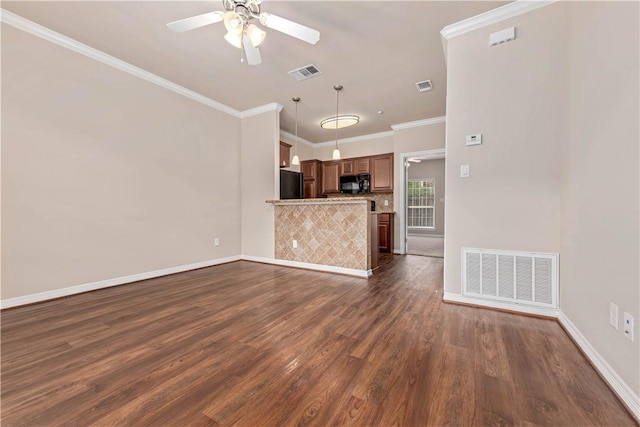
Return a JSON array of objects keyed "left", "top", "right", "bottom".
[
  {"left": 334, "top": 87, "right": 340, "bottom": 151},
  {"left": 294, "top": 99, "right": 298, "bottom": 157}
]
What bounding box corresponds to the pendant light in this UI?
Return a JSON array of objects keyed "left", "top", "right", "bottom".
[
  {"left": 291, "top": 96, "right": 300, "bottom": 166},
  {"left": 332, "top": 85, "right": 343, "bottom": 160}
]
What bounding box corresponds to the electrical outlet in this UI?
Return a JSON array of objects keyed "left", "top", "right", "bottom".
[
  {"left": 384, "top": 200, "right": 389, "bottom": 206},
  {"left": 610, "top": 302, "right": 619, "bottom": 330},
  {"left": 623, "top": 312, "right": 634, "bottom": 342},
  {"left": 460, "top": 164, "right": 470, "bottom": 178},
  {"left": 292, "top": 240, "right": 298, "bottom": 249},
  {"left": 214, "top": 238, "right": 220, "bottom": 247}
]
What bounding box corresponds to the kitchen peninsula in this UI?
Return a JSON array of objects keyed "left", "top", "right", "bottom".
[{"left": 266, "top": 198, "right": 378, "bottom": 277}]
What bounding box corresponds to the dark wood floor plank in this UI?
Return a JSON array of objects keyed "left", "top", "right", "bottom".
[{"left": 1, "top": 256, "right": 636, "bottom": 426}]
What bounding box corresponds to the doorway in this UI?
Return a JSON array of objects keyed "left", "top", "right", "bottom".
[{"left": 398, "top": 149, "right": 445, "bottom": 258}]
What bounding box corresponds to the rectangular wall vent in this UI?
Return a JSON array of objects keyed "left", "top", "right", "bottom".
[
  {"left": 288, "top": 64, "right": 323, "bottom": 81},
  {"left": 463, "top": 248, "right": 558, "bottom": 309},
  {"left": 415, "top": 79, "right": 433, "bottom": 92}
]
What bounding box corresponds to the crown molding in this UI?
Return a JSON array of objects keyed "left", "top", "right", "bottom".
[
  {"left": 240, "top": 103, "right": 283, "bottom": 118},
  {"left": 440, "top": 0, "right": 555, "bottom": 40},
  {"left": 0, "top": 8, "right": 271, "bottom": 119},
  {"left": 279, "top": 130, "right": 314, "bottom": 147},
  {"left": 315, "top": 130, "right": 394, "bottom": 147},
  {"left": 391, "top": 116, "right": 446, "bottom": 131}
]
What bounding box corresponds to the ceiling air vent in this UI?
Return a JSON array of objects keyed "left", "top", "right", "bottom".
[
  {"left": 415, "top": 79, "right": 433, "bottom": 92},
  {"left": 288, "top": 64, "right": 323, "bottom": 82}
]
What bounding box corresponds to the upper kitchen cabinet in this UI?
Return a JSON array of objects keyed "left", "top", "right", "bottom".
[
  {"left": 321, "top": 161, "right": 340, "bottom": 194},
  {"left": 371, "top": 153, "right": 394, "bottom": 192},
  {"left": 339, "top": 159, "right": 355, "bottom": 176},
  {"left": 279, "top": 141, "right": 291, "bottom": 168},
  {"left": 355, "top": 157, "right": 370, "bottom": 174}
]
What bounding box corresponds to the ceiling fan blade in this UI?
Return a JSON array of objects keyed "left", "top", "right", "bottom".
[
  {"left": 243, "top": 35, "right": 262, "bottom": 66},
  {"left": 259, "top": 12, "right": 320, "bottom": 45},
  {"left": 167, "top": 11, "right": 224, "bottom": 33}
]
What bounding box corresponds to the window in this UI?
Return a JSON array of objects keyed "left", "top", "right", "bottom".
[{"left": 407, "top": 179, "right": 435, "bottom": 229}]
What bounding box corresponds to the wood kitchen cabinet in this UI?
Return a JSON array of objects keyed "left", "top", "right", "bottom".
[
  {"left": 371, "top": 153, "right": 394, "bottom": 192},
  {"left": 279, "top": 141, "right": 291, "bottom": 168},
  {"left": 340, "top": 159, "right": 355, "bottom": 176},
  {"left": 321, "top": 161, "right": 340, "bottom": 194},
  {"left": 341, "top": 157, "right": 369, "bottom": 175},
  {"left": 378, "top": 213, "right": 394, "bottom": 253},
  {"left": 355, "top": 157, "right": 370, "bottom": 174},
  {"left": 301, "top": 159, "right": 323, "bottom": 198}
]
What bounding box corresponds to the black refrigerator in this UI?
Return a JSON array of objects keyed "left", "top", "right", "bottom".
[{"left": 280, "top": 170, "right": 304, "bottom": 199}]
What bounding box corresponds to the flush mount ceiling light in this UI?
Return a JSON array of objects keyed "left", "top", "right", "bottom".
[
  {"left": 167, "top": 0, "right": 320, "bottom": 66},
  {"left": 320, "top": 115, "right": 360, "bottom": 130}
]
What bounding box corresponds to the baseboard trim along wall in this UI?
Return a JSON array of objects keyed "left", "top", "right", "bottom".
[
  {"left": 1, "top": 255, "right": 371, "bottom": 309},
  {"left": 443, "top": 292, "right": 559, "bottom": 318},
  {"left": 0, "top": 256, "right": 242, "bottom": 309},
  {"left": 557, "top": 312, "right": 640, "bottom": 422},
  {"left": 241, "top": 255, "right": 372, "bottom": 278}
]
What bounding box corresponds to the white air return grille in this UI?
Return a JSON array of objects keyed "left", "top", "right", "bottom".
[
  {"left": 415, "top": 79, "right": 433, "bottom": 92},
  {"left": 463, "top": 248, "right": 558, "bottom": 309},
  {"left": 288, "top": 64, "right": 323, "bottom": 81}
]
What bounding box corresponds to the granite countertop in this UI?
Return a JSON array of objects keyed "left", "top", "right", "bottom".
[{"left": 266, "top": 197, "right": 372, "bottom": 204}]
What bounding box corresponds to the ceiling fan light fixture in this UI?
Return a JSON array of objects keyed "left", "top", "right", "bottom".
[
  {"left": 320, "top": 115, "right": 359, "bottom": 130},
  {"left": 223, "top": 11, "right": 244, "bottom": 34},
  {"left": 246, "top": 23, "right": 266, "bottom": 47},
  {"left": 224, "top": 31, "right": 243, "bottom": 48}
]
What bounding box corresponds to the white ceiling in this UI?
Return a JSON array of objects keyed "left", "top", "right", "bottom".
[{"left": 2, "top": 1, "right": 507, "bottom": 143}]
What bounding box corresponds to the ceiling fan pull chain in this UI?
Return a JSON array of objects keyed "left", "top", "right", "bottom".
[{"left": 240, "top": 34, "right": 245, "bottom": 62}]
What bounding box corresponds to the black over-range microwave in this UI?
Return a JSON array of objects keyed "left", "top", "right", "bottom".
[{"left": 340, "top": 174, "right": 371, "bottom": 194}]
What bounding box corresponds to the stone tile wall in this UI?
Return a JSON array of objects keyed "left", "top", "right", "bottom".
[{"left": 274, "top": 202, "right": 370, "bottom": 271}]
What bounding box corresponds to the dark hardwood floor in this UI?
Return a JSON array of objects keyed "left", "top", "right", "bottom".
[{"left": 1, "top": 255, "right": 636, "bottom": 426}]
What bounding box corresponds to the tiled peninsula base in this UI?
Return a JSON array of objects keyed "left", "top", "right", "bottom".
[{"left": 266, "top": 198, "right": 376, "bottom": 276}]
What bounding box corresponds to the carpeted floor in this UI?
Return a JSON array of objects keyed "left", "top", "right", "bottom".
[{"left": 407, "top": 235, "right": 444, "bottom": 258}]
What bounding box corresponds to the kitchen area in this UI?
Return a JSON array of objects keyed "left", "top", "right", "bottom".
[{"left": 267, "top": 148, "right": 395, "bottom": 276}]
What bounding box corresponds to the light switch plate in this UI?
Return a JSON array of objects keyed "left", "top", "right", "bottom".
[
  {"left": 460, "top": 165, "right": 470, "bottom": 178},
  {"left": 610, "top": 302, "right": 619, "bottom": 329}
]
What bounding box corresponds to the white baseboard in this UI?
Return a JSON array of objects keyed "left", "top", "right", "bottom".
[
  {"left": 443, "top": 292, "right": 559, "bottom": 318},
  {"left": 558, "top": 312, "right": 640, "bottom": 422},
  {"left": 241, "top": 255, "right": 371, "bottom": 278},
  {"left": 0, "top": 256, "right": 241, "bottom": 309},
  {"left": 0, "top": 255, "right": 371, "bottom": 309}
]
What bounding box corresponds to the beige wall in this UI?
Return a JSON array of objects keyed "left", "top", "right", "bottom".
[
  {"left": 240, "top": 109, "right": 280, "bottom": 258},
  {"left": 408, "top": 159, "right": 445, "bottom": 236},
  {"left": 1, "top": 25, "right": 242, "bottom": 299},
  {"left": 313, "top": 134, "right": 394, "bottom": 161},
  {"left": 561, "top": 1, "right": 639, "bottom": 395},
  {"left": 444, "top": 1, "right": 639, "bottom": 400},
  {"left": 444, "top": 4, "right": 565, "bottom": 294}
]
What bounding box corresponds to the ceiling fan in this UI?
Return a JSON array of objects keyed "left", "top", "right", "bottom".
[{"left": 167, "top": 0, "right": 320, "bottom": 66}]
